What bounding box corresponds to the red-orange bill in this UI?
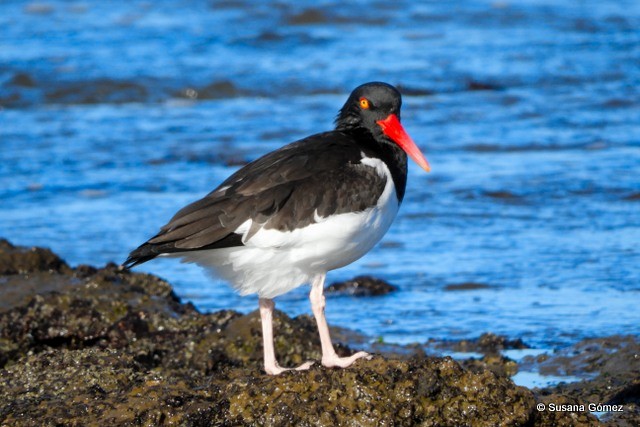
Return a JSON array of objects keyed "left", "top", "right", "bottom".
[{"left": 376, "top": 114, "right": 430, "bottom": 172}]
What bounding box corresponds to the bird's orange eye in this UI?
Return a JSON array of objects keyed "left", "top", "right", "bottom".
[{"left": 359, "top": 97, "right": 370, "bottom": 109}]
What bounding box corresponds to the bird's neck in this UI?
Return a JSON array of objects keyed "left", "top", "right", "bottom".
[{"left": 343, "top": 127, "right": 408, "bottom": 204}]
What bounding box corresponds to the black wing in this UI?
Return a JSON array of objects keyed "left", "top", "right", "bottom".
[{"left": 123, "top": 130, "right": 386, "bottom": 268}]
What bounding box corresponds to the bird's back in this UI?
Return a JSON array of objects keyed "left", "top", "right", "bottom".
[{"left": 124, "top": 129, "right": 400, "bottom": 274}]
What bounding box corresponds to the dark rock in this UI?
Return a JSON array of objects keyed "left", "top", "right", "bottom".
[
  {"left": 466, "top": 80, "right": 503, "bottom": 91},
  {"left": 483, "top": 190, "right": 521, "bottom": 200},
  {"left": 462, "top": 353, "right": 520, "bottom": 378},
  {"left": 0, "top": 239, "right": 616, "bottom": 426},
  {"left": 45, "top": 78, "right": 149, "bottom": 104},
  {"left": 10, "top": 72, "right": 37, "bottom": 88},
  {"left": 433, "top": 332, "right": 529, "bottom": 355},
  {"left": 0, "top": 348, "right": 543, "bottom": 426},
  {"left": 0, "top": 239, "right": 71, "bottom": 275},
  {"left": 326, "top": 275, "right": 398, "bottom": 296},
  {"left": 475, "top": 333, "right": 529, "bottom": 353},
  {"left": 530, "top": 336, "right": 640, "bottom": 427},
  {"left": 526, "top": 336, "right": 640, "bottom": 379},
  {"left": 534, "top": 394, "right": 603, "bottom": 426},
  {"left": 179, "top": 79, "right": 241, "bottom": 100},
  {"left": 286, "top": 8, "right": 329, "bottom": 25},
  {"left": 435, "top": 333, "right": 525, "bottom": 378},
  {"left": 219, "top": 356, "right": 540, "bottom": 426},
  {"left": 444, "top": 282, "right": 492, "bottom": 291}
]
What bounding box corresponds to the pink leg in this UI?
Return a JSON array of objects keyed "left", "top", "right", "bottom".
[
  {"left": 310, "top": 274, "right": 371, "bottom": 368},
  {"left": 259, "top": 298, "right": 314, "bottom": 375}
]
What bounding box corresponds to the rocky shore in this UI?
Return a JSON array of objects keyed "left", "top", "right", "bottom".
[{"left": 0, "top": 239, "right": 637, "bottom": 426}]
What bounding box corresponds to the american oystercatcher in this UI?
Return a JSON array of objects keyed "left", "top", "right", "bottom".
[{"left": 124, "top": 82, "right": 430, "bottom": 375}]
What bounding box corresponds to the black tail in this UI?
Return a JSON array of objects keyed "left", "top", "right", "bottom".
[
  {"left": 122, "top": 243, "right": 160, "bottom": 269},
  {"left": 123, "top": 232, "right": 244, "bottom": 270}
]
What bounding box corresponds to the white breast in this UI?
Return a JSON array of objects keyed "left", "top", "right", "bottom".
[{"left": 178, "top": 156, "right": 399, "bottom": 298}]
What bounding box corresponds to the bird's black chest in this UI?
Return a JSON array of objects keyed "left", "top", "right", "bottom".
[{"left": 352, "top": 131, "right": 408, "bottom": 204}]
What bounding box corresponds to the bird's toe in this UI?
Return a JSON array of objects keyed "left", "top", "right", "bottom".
[
  {"left": 264, "top": 360, "right": 315, "bottom": 375},
  {"left": 322, "top": 351, "right": 370, "bottom": 368}
]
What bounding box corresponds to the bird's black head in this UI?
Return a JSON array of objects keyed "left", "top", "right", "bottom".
[
  {"left": 336, "top": 82, "right": 430, "bottom": 172},
  {"left": 335, "top": 82, "right": 402, "bottom": 132}
]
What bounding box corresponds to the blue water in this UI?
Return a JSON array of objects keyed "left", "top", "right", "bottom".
[{"left": 1, "top": 0, "right": 639, "bottom": 350}]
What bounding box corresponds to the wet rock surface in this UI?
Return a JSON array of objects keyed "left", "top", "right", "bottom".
[
  {"left": 530, "top": 336, "right": 640, "bottom": 427},
  {"left": 325, "top": 275, "right": 398, "bottom": 296},
  {"left": 0, "top": 240, "right": 634, "bottom": 426},
  {"left": 425, "top": 333, "right": 528, "bottom": 380},
  {"left": 432, "top": 332, "right": 530, "bottom": 354},
  {"left": 0, "top": 239, "right": 71, "bottom": 276}
]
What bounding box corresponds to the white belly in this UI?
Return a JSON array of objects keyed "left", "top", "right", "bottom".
[{"left": 178, "top": 157, "right": 399, "bottom": 298}]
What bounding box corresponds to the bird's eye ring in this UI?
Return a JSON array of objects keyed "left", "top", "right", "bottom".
[{"left": 359, "top": 97, "right": 370, "bottom": 109}]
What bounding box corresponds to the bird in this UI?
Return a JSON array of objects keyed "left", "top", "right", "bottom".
[{"left": 124, "top": 82, "right": 430, "bottom": 375}]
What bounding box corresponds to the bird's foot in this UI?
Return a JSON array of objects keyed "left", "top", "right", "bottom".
[
  {"left": 264, "top": 360, "right": 315, "bottom": 375},
  {"left": 322, "top": 351, "right": 372, "bottom": 369}
]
